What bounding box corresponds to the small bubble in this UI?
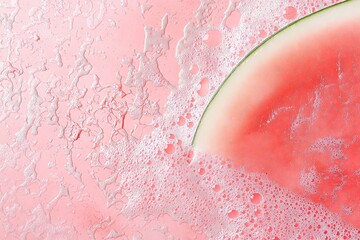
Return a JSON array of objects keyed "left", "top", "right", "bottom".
[
  {"left": 228, "top": 209, "right": 239, "bottom": 218},
  {"left": 33, "top": 34, "right": 40, "bottom": 41},
  {"left": 283, "top": 6, "right": 298, "bottom": 20},
  {"left": 177, "top": 116, "right": 186, "bottom": 126},
  {"left": 190, "top": 64, "right": 199, "bottom": 74},
  {"left": 225, "top": 10, "right": 241, "bottom": 28},
  {"left": 212, "top": 184, "right": 221, "bottom": 192},
  {"left": 254, "top": 208, "right": 262, "bottom": 216},
  {"left": 197, "top": 77, "right": 209, "bottom": 97},
  {"left": 203, "top": 29, "right": 222, "bottom": 46},
  {"left": 249, "top": 36, "right": 256, "bottom": 44},
  {"left": 250, "top": 193, "right": 262, "bottom": 204},
  {"left": 258, "top": 29, "right": 267, "bottom": 38},
  {"left": 165, "top": 144, "right": 175, "bottom": 154}
]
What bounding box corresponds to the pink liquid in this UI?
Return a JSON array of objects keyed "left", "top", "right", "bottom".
[{"left": 0, "top": 0, "right": 357, "bottom": 239}]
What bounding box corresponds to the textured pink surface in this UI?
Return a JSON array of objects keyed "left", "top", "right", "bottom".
[
  {"left": 1, "top": 1, "right": 205, "bottom": 239},
  {"left": 1, "top": 0, "right": 358, "bottom": 239}
]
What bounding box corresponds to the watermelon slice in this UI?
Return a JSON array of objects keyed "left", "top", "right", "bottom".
[{"left": 193, "top": 0, "right": 360, "bottom": 227}]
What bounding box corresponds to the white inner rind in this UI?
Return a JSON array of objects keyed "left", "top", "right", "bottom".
[{"left": 193, "top": 0, "right": 360, "bottom": 152}]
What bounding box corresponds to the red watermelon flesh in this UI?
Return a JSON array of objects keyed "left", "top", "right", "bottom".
[{"left": 193, "top": 1, "right": 360, "bottom": 227}]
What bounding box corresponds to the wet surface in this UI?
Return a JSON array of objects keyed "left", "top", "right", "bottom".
[{"left": 1, "top": 0, "right": 358, "bottom": 239}]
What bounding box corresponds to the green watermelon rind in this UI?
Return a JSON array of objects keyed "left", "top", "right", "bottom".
[{"left": 192, "top": 0, "right": 351, "bottom": 146}]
